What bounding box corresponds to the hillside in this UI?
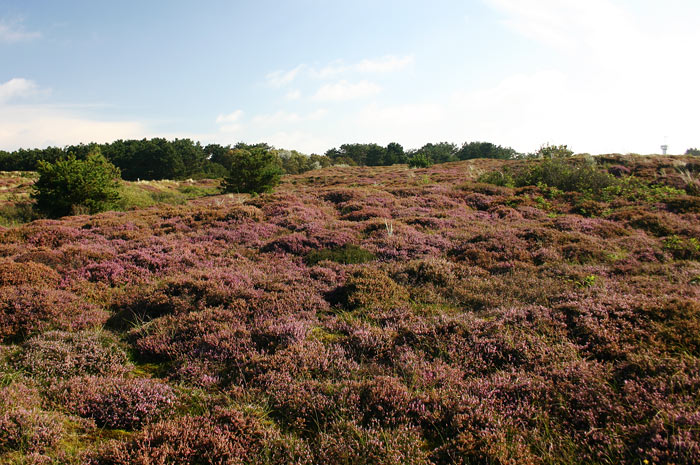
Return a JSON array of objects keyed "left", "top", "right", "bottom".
[{"left": 1, "top": 155, "right": 699, "bottom": 464}]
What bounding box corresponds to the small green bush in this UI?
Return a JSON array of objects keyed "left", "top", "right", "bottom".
[
  {"left": 536, "top": 143, "right": 574, "bottom": 159},
  {"left": 477, "top": 170, "right": 514, "bottom": 187},
  {"left": 408, "top": 153, "right": 433, "bottom": 168},
  {"left": 664, "top": 235, "right": 700, "bottom": 260},
  {"left": 32, "top": 152, "right": 121, "bottom": 217},
  {"left": 222, "top": 147, "right": 283, "bottom": 194},
  {"left": 478, "top": 157, "right": 615, "bottom": 195},
  {"left": 519, "top": 158, "right": 615, "bottom": 194},
  {"left": 305, "top": 244, "right": 376, "bottom": 266}
]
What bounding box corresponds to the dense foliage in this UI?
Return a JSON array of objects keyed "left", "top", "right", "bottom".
[
  {"left": 0, "top": 154, "right": 698, "bottom": 464},
  {"left": 221, "top": 146, "right": 284, "bottom": 194},
  {"left": 0, "top": 139, "right": 331, "bottom": 181},
  {"left": 325, "top": 141, "right": 518, "bottom": 167},
  {"left": 32, "top": 152, "right": 122, "bottom": 217},
  {"left": 479, "top": 156, "right": 616, "bottom": 194}
]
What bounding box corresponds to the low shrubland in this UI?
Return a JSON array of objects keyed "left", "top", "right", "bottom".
[{"left": 0, "top": 154, "right": 698, "bottom": 464}]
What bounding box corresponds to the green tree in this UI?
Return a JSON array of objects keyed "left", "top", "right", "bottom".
[
  {"left": 32, "top": 151, "right": 122, "bottom": 217},
  {"left": 222, "top": 147, "right": 283, "bottom": 194},
  {"left": 408, "top": 153, "right": 433, "bottom": 168},
  {"left": 385, "top": 142, "right": 406, "bottom": 165},
  {"left": 417, "top": 142, "right": 457, "bottom": 164},
  {"left": 456, "top": 141, "right": 516, "bottom": 160},
  {"left": 536, "top": 143, "right": 574, "bottom": 159}
]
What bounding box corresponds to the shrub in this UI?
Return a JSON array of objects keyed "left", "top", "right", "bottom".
[
  {"left": 0, "top": 260, "right": 60, "bottom": 287},
  {"left": 408, "top": 154, "right": 432, "bottom": 168},
  {"left": 663, "top": 235, "right": 700, "bottom": 260},
  {"left": 18, "top": 330, "right": 129, "bottom": 379},
  {"left": 0, "top": 383, "right": 67, "bottom": 454},
  {"left": 86, "top": 408, "right": 312, "bottom": 465},
  {"left": 222, "top": 147, "right": 283, "bottom": 194},
  {"left": 332, "top": 268, "right": 409, "bottom": 312},
  {"left": 305, "top": 244, "right": 376, "bottom": 266},
  {"left": 32, "top": 152, "right": 122, "bottom": 217},
  {"left": 0, "top": 286, "right": 108, "bottom": 343},
  {"left": 476, "top": 170, "right": 514, "bottom": 187},
  {"left": 519, "top": 157, "right": 615, "bottom": 194},
  {"left": 313, "top": 420, "right": 431, "bottom": 465},
  {"left": 50, "top": 375, "right": 176, "bottom": 429},
  {"left": 536, "top": 143, "right": 574, "bottom": 158}
]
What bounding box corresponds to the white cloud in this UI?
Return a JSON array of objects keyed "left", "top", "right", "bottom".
[
  {"left": 312, "top": 80, "right": 381, "bottom": 102},
  {"left": 466, "top": 0, "right": 700, "bottom": 153},
  {"left": 216, "top": 110, "right": 243, "bottom": 124},
  {"left": 215, "top": 110, "right": 244, "bottom": 133},
  {"left": 265, "top": 65, "right": 306, "bottom": 87},
  {"left": 0, "top": 19, "right": 41, "bottom": 43},
  {"left": 285, "top": 89, "right": 302, "bottom": 100},
  {"left": 355, "top": 55, "right": 415, "bottom": 73},
  {"left": 263, "top": 131, "right": 332, "bottom": 154},
  {"left": 267, "top": 55, "right": 414, "bottom": 87},
  {"left": 343, "top": 64, "right": 695, "bottom": 154},
  {"left": 0, "top": 105, "right": 146, "bottom": 150},
  {"left": 485, "top": 0, "right": 637, "bottom": 53},
  {"left": 312, "top": 60, "right": 348, "bottom": 79},
  {"left": 0, "top": 78, "right": 40, "bottom": 103},
  {"left": 252, "top": 110, "right": 302, "bottom": 126}
]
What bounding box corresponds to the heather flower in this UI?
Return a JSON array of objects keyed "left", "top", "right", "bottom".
[
  {"left": 0, "top": 286, "right": 108, "bottom": 342},
  {"left": 50, "top": 375, "right": 176, "bottom": 429},
  {"left": 18, "top": 330, "right": 129, "bottom": 379}
]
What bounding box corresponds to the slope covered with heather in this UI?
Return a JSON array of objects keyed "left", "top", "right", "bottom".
[{"left": 1, "top": 155, "right": 699, "bottom": 464}]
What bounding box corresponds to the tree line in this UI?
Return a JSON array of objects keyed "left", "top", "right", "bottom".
[
  {"left": 0, "top": 139, "right": 332, "bottom": 181},
  {"left": 0, "top": 139, "right": 521, "bottom": 181}
]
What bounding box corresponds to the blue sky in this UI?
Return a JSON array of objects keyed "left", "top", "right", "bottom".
[{"left": 1, "top": 0, "right": 698, "bottom": 154}]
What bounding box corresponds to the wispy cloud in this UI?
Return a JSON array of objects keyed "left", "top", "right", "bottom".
[
  {"left": 312, "top": 80, "right": 381, "bottom": 102},
  {"left": 0, "top": 18, "right": 41, "bottom": 43},
  {"left": 215, "top": 110, "right": 244, "bottom": 133},
  {"left": 216, "top": 110, "right": 243, "bottom": 124},
  {"left": 265, "top": 65, "right": 306, "bottom": 87},
  {"left": 266, "top": 55, "right": 414, "bottom": 86},
  {"left": 484, "top": 0, "right": 638, "bottom": 55},
  {"left": 0, "top": 78, "right": 40, "bottom": 103},
  {"left": 285, "top": 89, "right": 302, "bottom": 100},
  {"left": 0, "top": 105, "right": 146, "bottom": 150},
  {"left": 251, "top": 109, "right": 326, "bottom": 126},
  {"left": 355, "top": 55, "right": 415, "bottom": 73}
]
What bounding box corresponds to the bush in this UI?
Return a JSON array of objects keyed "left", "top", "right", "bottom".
[
  {"left": 333, "top": 268, "right": 409, "bottom": 312},
  {"left": 476, "top": 170, "right": 514, "bottom": 187},
  {"left": 407, "top": 154, "right": 432, "bottom": 168},
  {"left": 306, "top": 244, "right": 376, "bottom": 266},
  {"left": 536, "top": 143, "right": 574, "bottom": 159},
  {"left": 51, "top": 376, "right": 176, "bottom": 429},
  {"left": 314, "top": 420, "right": 431, "bottom": 465},
  {"left": 222, "top": 147, "right": 283, "bottom": 194},
  {"left": 18, "top": 330, "right": 129, "bottom": 380},
  {"left": 0, "top": 383, "right": 68, "bottom": 454},
  {"left": 87, "top": 408, "right": 312, "bottom": 465},
  {"left": 32, "top": 151, "right": 122, "bottom": 217},
  {"left": 0, "top": 286, "right": 108, "bottom": 343},
  {"left": 519, "top": 158, "right": 615, "bottom": 194}
]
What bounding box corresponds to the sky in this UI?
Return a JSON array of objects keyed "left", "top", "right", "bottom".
[{"left": 1, "top": 0, "right": 698, "bottom": 155}]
